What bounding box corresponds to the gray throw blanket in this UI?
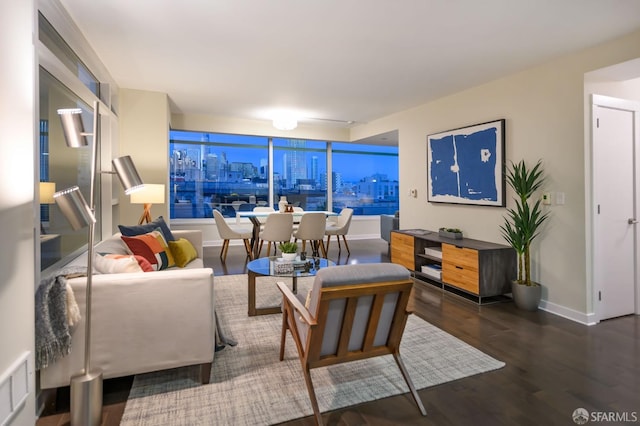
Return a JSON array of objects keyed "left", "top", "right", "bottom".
[{"left": 35, "top": 265, "right": 87, "bottom": 370}]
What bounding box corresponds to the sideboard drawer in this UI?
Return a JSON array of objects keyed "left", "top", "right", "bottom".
[
  {"left": 442, "top": 262, "right": 480, "bottom": 294},
  {"left": 391, "top": 232, "right": 414, "bottom": 270},
  {"left": 442, "top": 243, "right": 478, "bottom": 271}
]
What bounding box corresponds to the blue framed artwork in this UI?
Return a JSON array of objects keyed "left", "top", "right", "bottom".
[{"left": 427, "top": 119, "right": 505, "bottom": 207}]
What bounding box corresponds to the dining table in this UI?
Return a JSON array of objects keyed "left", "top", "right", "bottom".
[{"left": 236, "top": 210, "right": 338, "bottom": 259}]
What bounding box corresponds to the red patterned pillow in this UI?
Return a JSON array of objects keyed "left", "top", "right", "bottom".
[
  {"left": 121, "top": 229, "right": 175, "bottom": 271},
  {"left": 104, "top": 254, "right": 154, "bottom": 272}
]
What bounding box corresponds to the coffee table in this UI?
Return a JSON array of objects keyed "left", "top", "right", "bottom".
[{"left": 246, "top": 256, "right": 335, "bottom": 316}]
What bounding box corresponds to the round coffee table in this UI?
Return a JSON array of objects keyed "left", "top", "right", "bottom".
[{"left": 246, "top": 256, "right": 335, "bottom": 316}]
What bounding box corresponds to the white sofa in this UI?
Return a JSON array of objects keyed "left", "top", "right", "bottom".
[{"left": 39, "top": 230, "right": 215, "bottom": 389}]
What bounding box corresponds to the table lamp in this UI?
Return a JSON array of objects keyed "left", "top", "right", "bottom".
[
  {"left": 130, "top": 183, "right": 165, "bottom": 224},
  {"left": 39, "top": 182, "right": 56, "bottom": 234}
]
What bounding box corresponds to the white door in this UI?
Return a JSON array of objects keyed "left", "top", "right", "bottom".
[{"left": 592, "top": 95, "right": 639, "bottom": 320}]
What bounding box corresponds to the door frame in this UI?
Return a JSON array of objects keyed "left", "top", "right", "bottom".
[{"left": 589, "top": 94, "right": 640, "bottom": 323}]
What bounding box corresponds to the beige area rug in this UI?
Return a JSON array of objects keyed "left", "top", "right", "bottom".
[{"left": 120, "top": 274, "right": 505, "bottom": 425}]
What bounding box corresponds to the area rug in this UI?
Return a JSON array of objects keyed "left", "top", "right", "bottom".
[{"left": 120, "top": 274, "right": 505, "bottom": 425}]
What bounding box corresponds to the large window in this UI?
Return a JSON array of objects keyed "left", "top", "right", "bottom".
[
  {"left": 273, "top": 138, "right": 327, "bottom": 211},
  {"left": 169, "top": 131, "right": 398, "bottom": 218},
  {"left": 170, "top": 132, "right": 269, "bottom": 218},
  {"left": 331, "top": 142, "right": 399, "bottom": 215}
]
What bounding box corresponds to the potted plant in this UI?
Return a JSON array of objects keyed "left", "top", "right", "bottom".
[
  {"left": 500, "top": 159, "right": 549, "bottom": 311},
  {"left": 438, "top": 227, "right": 463, "bottom": 239},
  {"left": 278, "top": 241, "right": 298, "bottom": 261}
]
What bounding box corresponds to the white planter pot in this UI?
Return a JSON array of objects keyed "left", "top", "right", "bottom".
[{"left": 281, "top": 252, "right": 297, "bottom": 261}]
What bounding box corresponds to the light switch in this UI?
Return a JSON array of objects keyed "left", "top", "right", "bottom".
[
  {"left": 542, "top": 193, "right": 551, "bottom": 205},
  {"left": 556, "top": 192, "right": 565, "bottom": 205}
]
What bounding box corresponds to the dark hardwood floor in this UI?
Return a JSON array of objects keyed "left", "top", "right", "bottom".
[{"left": 37, "top": 238, "right": 640, "bottom": 426}]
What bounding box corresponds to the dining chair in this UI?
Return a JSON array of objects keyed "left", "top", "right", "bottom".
[
  {"left": 292, "top": 212, "right": 327, "bottom": 258},
  {"left": 213, "top": 209, "right": 253, "bottom": 262},
  {"left": 291, "top": 206, "right": 304, "bottom": 230},
  {"left": 253, "top": 206, "right": 275, "bottom": 231},
  {"left": 324, "top": 207, "right": 354, "bottom": 255},
  {"left": 277, "top": 263, "right": 427, "bottom": 425},
  {"left": 258, "top": 213, "right": 293, "bottom": 257}
]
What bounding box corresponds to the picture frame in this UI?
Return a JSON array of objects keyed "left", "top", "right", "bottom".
[{"left": 427, "top": 119, "right": 505, "bottom": 207}]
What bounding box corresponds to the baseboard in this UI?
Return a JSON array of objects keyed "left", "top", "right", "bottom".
[{"left": 538, "top": 299, "right": 597, "bottom": 325}]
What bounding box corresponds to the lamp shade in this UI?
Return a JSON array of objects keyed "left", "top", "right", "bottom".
[
  {"left": 39, "top": 182, "right": 56, "bottom": 204},
  {"left": 112, "top": 155, "right": 144, "bottom": 194},
  {"left": 57, "top": 108, "right": 89, "bottom": 148},
  {"left": 130, "top": 184, "right": 165, "bottom": 204},
  {"left": 54, "top": 186, "right": 96, "bottom": 231}
]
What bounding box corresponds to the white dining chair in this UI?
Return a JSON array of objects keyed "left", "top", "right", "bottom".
[
  {"left": 325, "top": 208, "right": 354, "bottom": 255},
  {"left": 258, "top": 213, "right": 294, "bottom": 257},
  {"left": 253, "top": 206, "right": 275, "bottom": 231},
  {"left": 213, "top": 209, "right": 253, "bottom": 262},
  {"left": 291, "top": 206, "right": 304, "bottom": 231},
  {"left": 292, "top": 212, "right": 327, "bottom": 258}
]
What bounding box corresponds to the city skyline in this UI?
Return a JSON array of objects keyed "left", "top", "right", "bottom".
[
  {"left": 169, "top": 131, "right": 398, "bottom": 182},
  {"left": 168, "top": 131, "right": 399, "bottom": 218}
]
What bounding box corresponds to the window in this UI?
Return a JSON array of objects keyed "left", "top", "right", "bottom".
[
  {"left": 273, "top": 138, "right": 327, "bottom": 211},
  {"left": 331, "top": 142, "right": 399, "bottom": 215},
  {"left": 169, "top": 131, "right": 398, "bottom": 219},
  {"left": 170, "top": 132, "right": 268, "bottom": 218}
]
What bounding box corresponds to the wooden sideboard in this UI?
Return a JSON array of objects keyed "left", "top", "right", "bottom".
[{"left": 391, "top": 229, "right": 516, "bottom": 303}]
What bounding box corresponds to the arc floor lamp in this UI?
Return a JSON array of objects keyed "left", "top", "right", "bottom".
[{"left": 55, "top": 101, "right": 144, "bottom": 426}]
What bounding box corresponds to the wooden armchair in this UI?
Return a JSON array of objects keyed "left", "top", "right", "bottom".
[{"left": 277, "top": 263, "right": 427, "bottom": 425}]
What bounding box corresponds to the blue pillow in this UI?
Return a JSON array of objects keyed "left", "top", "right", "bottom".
[{"left": 118, "top": 216, "right": 176, "bottom": 241}]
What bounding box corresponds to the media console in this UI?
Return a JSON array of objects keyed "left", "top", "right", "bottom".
[{"left": 390, "top": 229, "right": 517, "bottom": 303}]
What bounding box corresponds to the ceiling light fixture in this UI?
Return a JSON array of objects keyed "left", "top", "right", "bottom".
[{"left": 272, "top": 116, "right": 298, "bottom": 131}]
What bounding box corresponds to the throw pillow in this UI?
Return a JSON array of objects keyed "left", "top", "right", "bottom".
[
  {"left": 103, "top": 253, "right": 154, "bottom": 272},
  {"left": 168, "top": 238, "right": 198, "bottom": 268},
  {"left": 95, "top": 237, "right": 132, "bottom": 255},
  {"left": 118, "top": 216, "right": 175, "bottom": 241},
  {"left": 94, "top": 254, "right": 143, "bottom": 274},
  {"left": 121, "top": 229, "right": 176, "bottom": 270}
]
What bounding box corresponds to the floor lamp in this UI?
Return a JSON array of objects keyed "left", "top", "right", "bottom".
[
  {"left": 55, "top": 102, "right": 144, "bottom": 426},
  {"left": 130, "top": 183, "right": 165, "bottom": 224}
]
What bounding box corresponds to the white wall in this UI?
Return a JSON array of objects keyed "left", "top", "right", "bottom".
[
  {"left": 118, "top": 89, "right": 171, "bottom": 226},
  {"left": 0, "top": 0, "right": 37, "bottom": 424},
  {"left": 351, "top": 29, "right": 640, "bottom": 321},
  {"left": 585, "top": 76, "right": 640, "bottom": 101}
]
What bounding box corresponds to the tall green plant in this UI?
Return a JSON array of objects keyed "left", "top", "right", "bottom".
[{"left": 500, "top": 160, "right": 549, "bottom": 286}]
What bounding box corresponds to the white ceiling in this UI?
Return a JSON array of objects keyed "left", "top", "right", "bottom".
[{"left": 60, "top": 0, "right": 640, "bottom": 130}]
